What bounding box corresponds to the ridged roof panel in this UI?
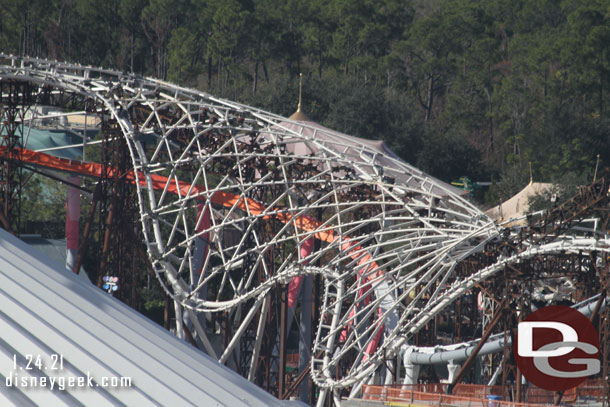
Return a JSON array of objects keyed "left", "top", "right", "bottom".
[{"left": 0, "top": 228, "right": 297, "bottom": 407}]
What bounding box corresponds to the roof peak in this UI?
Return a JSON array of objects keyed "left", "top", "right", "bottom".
[{"left": 288, "top": 110, "right": 310, "bottom": 121}]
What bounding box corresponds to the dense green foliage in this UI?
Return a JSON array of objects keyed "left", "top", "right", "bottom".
[{"left": 2, "top": 0, "right": 610, "bottom": 201}]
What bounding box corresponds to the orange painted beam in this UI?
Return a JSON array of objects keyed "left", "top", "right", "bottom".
[
  {"left": 6, "top": 144, "right": 387, "bottom": 352},
  {"left": 2, "top": 146, "right": 381, "bottom": 279}
]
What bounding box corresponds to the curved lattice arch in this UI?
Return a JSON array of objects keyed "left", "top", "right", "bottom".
[{"left": 1, "top": 54, "right": 609, "bottom": 406}]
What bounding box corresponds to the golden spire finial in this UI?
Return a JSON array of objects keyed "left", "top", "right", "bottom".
[
  {"left": 529, "top": 161, "right": 533, "bottom": 184},
  {"left": 297, "top": 73, "right": 303, "bottom": 112},
  {"left": 289, "top": 73, "right": 310, "bottom": 121}
]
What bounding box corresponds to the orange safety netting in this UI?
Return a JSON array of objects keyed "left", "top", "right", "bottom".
[{"left": 361, "top": 380, "right": 605, "bottom": 406}]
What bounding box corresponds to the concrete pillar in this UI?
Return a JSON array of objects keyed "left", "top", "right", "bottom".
[{"left": 65, "top": 176, "right": 80, "bottom": 273}]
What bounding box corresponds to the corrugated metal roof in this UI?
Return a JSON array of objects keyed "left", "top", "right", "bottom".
[{"left": 0, "top": 228, "right": 306, "bottom": 407}]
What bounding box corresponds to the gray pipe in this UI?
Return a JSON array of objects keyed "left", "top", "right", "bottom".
[{"left": 409, "top": 296, "right": 605, "bottom": 365}]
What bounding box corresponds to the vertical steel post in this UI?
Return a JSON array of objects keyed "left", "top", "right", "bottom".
[{"left": 278, "top": 284, "right": 288, "bottom": 398}]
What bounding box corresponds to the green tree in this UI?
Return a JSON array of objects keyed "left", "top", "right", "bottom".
[
  {"left": 20, "top": 173, "right": 67, "bottom": 237},
  {"left": 118, "top": 0, "right": 147, "bottom": 72},
  {"left": 207, "top": 0, "right": 250, "bottom": 92},
  {"left": 396, "top": 2, "right": 466, "bottom": 122},
  {"left": 142, "top": 0, "right": 186, "bottom": 79}
]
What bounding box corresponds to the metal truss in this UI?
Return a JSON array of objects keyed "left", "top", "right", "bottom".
[{"left": 1, "top": 54, "right": 609, "bottom": 406}]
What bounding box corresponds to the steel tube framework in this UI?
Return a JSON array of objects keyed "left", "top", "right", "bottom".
[{"left": 1, "top": 54, "right": 609, "bottom": 405}]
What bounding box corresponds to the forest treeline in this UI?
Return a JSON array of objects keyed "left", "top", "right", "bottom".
[{"left": 2, "top": 0, "right": 610, "bottom": 202}]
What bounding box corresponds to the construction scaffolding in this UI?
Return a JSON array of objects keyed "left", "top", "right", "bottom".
[{"left": 0, "top": 54, "right": 608, "bottom": 406}]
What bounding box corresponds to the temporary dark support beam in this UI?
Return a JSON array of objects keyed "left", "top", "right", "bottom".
[
  {"left": 280, "top": 351, "right": 322, "bottom": 401},
  {"left": 97, "top": 197, "right": 115, "bottom": 286},
  {"left": 516, "top": 366, "right": 523, "bottom": 403},
  {"left": 183, "top": 323, "right": 200, "bottom": 350},
  {"left": 282, "top": 363, "right": 311, "bottom": 400},
  {"left": 135, "top": 243, "right": 173, "bottom": 332},
  {"left": 164, "top": 295, "right": 171, "bottom": 330},
  {"left": 72, "top": 182, "right": 101, "bottom": 274},
  {"left": 0, "top": 210, "right": 13, "bottom": 234},
  {"left": 263, "top": 298, "right": 273, "bottom": 392},
  {"left": 589, "top": 290, "right": 605, "bottom": 325},
  {"left": 449, "top": 297, "right": 507, "bottom": 394},
  {"left": 601, "top": 306, "right": 610, "bottom": 407},
  {"left": 553, "top": 391, "right": 564, "bottom": 406},
  {"left": 474, "top": 283, "right": 501, "bottom": 306},
  {"left": 590, "top": 278, "right": 609, "bottom": 407},
  {"left": 22, "top": 165, "right": 92, "bottom": 193},
  {"left": 278, "top": 285, "right": 288, "bottom": 398},
  {"left": 515, "top": 296, "right": 524, "bottom": 403},
  {"left": 587, "top": 258, "right": 610, "bottom": 406}
]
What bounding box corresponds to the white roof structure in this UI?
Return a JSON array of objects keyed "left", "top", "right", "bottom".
[
  {"left": 274, "top": 118, "right": 466, "bottom": 197},
  {"left": 0, "top": 228, "right": 306, "bottom": 407},
  {"left": 485, "top": 181, "right": 553, "bottom": 225}
]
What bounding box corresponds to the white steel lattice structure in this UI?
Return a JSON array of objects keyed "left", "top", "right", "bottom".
[{"left": 2, "top": 55, "right": 609, "bottom": 406}]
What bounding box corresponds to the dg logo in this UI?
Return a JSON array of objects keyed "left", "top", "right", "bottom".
[{"left": 513, "top": 305, "right": 600, "bottom": 391}]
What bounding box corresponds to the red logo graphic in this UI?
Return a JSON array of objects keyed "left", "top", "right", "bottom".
[{"left": 513, "top": 305, "right": 600, "bottom": 391}]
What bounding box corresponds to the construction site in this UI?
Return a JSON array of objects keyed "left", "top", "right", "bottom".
[{"left": 0, "top": 54, "right": 608, "bottom": 407}]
